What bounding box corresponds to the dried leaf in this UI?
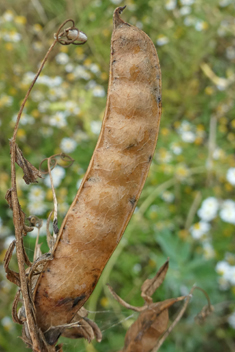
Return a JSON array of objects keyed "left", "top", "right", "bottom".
[
  {"left": 10, "top": 140, "right": 42, "bottom": 184},
  {"left": 4, "top": 240, "right": 20, "bottom": 286},
  {"left": 12, "top": 290, "right": 23, "bottom": 325},
  {"left": 121, "top": 297, "right": 186, "bottom": 352},
  {"left": 5, "top": 189, "right": 13, "bottom": 209},
  {"left": 141, "top": 259, "right": 169, "bottom": 304}
]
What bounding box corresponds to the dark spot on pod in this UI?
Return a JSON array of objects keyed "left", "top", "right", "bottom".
[
  {"left": 47, "top": 268, "right": 51, "bottom": 273},
  {"left": 129, "top": 196, "right": 136, "bottom": 207},
  {"left": 44, "top": 329, "right": 61, "bottom": 346},
  {"left": 157, "top": 95, "right": 161, "bottom": 103},
  {"left": 55, "top": 297, "right": 73, "bottom": 307},
  {"left": 112, "top": 60, "right": 117, "bottom": 64},
  {"left": 92, "top": 274, "right": 99, "bottom": 288},
  {"left": 126, "top": 143, "right": 135, "bottom": 149},
  {"left": 72, "top": 294, "right": 86, "bottom": 308},
  {"left": 149, "top": 155, "right": 152, "bottom": 162}
]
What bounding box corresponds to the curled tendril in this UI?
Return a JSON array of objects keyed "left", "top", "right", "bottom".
[
  {"left": 39, "top": 153, "right": 75, "bottom": 175},
  {"left": 54, "top": 19, "right": 88, "bottom": 46}
]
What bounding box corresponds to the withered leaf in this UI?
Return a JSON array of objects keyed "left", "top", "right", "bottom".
[
  {"left": 141, "top": 259, "right": 169, "bottom": 304},
  {"left": 4, "top": 240, "right": 21, "bottom": 287},
  {"left": 121, "top": 297, "right": 186, "bottom": 352},
  {"left": 5, "top": 189, "right": 13, "bottom": 209},
  {"left": 10, "top": 140, "right": 42, "bottom": 184}
]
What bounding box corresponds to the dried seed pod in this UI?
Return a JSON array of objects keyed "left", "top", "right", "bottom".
[{"left": 34, "top": 6, "right": 162, "bottom": 344}]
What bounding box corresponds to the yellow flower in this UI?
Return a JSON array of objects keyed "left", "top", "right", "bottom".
[
  {"left": 75, "top": 46, "right": 84, "bottom": 57},
  {"left": 148, "top": 259, "right": 156, "bottom": 268},
  {"left": 218, "top": 125, "right": 227, "bottom": 133},
  {"left": 205, "top": 86, "right": 214, "bottom": 95},
  {"left": 15, "top": 16, "right": 27, "bottom": 25},
  {"left": 178, "top": 230, "right": 189, "bottom": 240},
  {"left": 175, "top": 164, "right": 189, "bottom": 180},
  {"left": 31, "top": 109, "right": 40, "bottom": 118},
  {"left": 60, "top": 45, "right": 68, "bottom": 53},
  {"left": 100, "top": 297, "right": 109, "bottom": 308},
  {"left": 67, "top": 73, "right": 75, "bottom": 81},
  {"left": 231, "top": 119, "right": 235, "bottom": 128},
  {"left": 9, "top": 87, "right": 17, "bottom": 95},
  {"left": 33, "top": 24, "right": 43, "bottom": 32},
  {"left": 84, "top": 58, "right": 92, "bottom": 67},
  {"left": 5, "top": 43, "right": 13, "bottom": 51},
  {"left": 46, "top": 189, "right": 53, "bottom": 201},
  {"left": 196, "top": 124, "right": 205, "bottom": 131},
  {"left": 227, "top": 133, "right": 235, "bottom": 142},
  {"left": 102, "top": 28, "right": 110, "bottom": 37},
  {"left": 18, "top": 128, "right": 26, "bottom": 139},
  {"left": 101, "top": 72, "right": 108, "bottom": 81},
  {"left": 219, "top": 117, "right": 228, "bottom": 125},
  {"left": 161, "top": 127, "right": 170, "bottom": 136},
  {"left": 194, "top": 137, "right": 203, "bottom": 145}
]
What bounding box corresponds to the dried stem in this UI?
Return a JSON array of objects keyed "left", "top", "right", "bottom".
[{"left": 47, "top": 157, "right": 58, "bottom": 239}]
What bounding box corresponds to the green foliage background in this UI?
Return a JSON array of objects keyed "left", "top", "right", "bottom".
[{"left": 0, "top": 0, "right": 235, "bottom": 351}]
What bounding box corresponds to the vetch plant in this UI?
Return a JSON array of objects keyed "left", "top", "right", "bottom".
[{"left": 3, "top": 7, "right": 213, "bottom": 352}]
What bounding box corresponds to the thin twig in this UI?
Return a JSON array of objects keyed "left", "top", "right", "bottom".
[{"left": 47, "top": 158, "right": 58, "bottom": 240}]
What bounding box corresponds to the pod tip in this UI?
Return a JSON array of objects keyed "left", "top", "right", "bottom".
[{"left": 113, "top": 6, "right": 127, "bottom": 28}]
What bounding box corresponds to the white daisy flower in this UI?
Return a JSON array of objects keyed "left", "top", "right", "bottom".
[
  {"left": 181, "top": 130, "right": 196, "bottom": 143},
  {"left": 202, "top": 242, "right": 215, "bottom": 259},
  {"left": 216, "top": 260, "right": 231, "bottom": 281},
  {"left": 74, "top": 65, "right": 91, "bottom": 80},
  {"left": 179, "top": 6, "right": 191, "bottom": 15},
  {"left": 161, "top": 191, "right": 174, "bottom": 203},
  {"left": 44, "top": 166, "right": 66, "bottom": 188},
  {"left": 165, "top": 0, "right": 177, "bottom": 10},
  {"left": 228, "top": 312, "right": 235, "bottom": 329},
  {"left": 226, "top": 168, "right": 235, "bottom": 186},
  {"left": 60, "top": 137, "right": 77, "bottom": 153},
  {"left": 156, "top": 36, "right": 169, "bottom": 46},
  {"left": 28, "top": 186, "right": 45, "bottom": 202},
  {"left": 170, "top": 142, "right": 182, "bottom": 155},
  {"left": 190, "top": 221, "right": 211, "bottom": 239},
  {"left": 219, "top": 200, "right": 235, "bottom": 225},
  {"left": 92, "top": 85, "right": 106, "bottom": 97},
  {"left": 76, "top": 178, "right": 83, "bottom": 189},
  {"left": 219, "top": 0, "right": 232, "bottom": 7},
  {"left": 90, "top": 121, "right": 102, "bottom": 135},
  {"left": 27, "top": 201, "right": 47, "bottom": 215},
  {"left": 49, "top": 111, "right": 68, "bottom": 127},
  {"left": 180, "top": 0, "right": 195, "bottom": 5},
  {"left": 55, "top": 52, "right": 69, "bottom": 65},
  {"left": 197, "top": 197, "right": 219, "bottom": 222}
]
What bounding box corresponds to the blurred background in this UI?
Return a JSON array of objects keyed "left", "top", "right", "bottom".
[{"left": 0, "top": 0, "right": 235, "bottom": 351}]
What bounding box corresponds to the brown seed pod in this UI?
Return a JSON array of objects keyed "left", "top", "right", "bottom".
[{"left": 34, "top": 6, "right": 162, "bottom": 345}]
